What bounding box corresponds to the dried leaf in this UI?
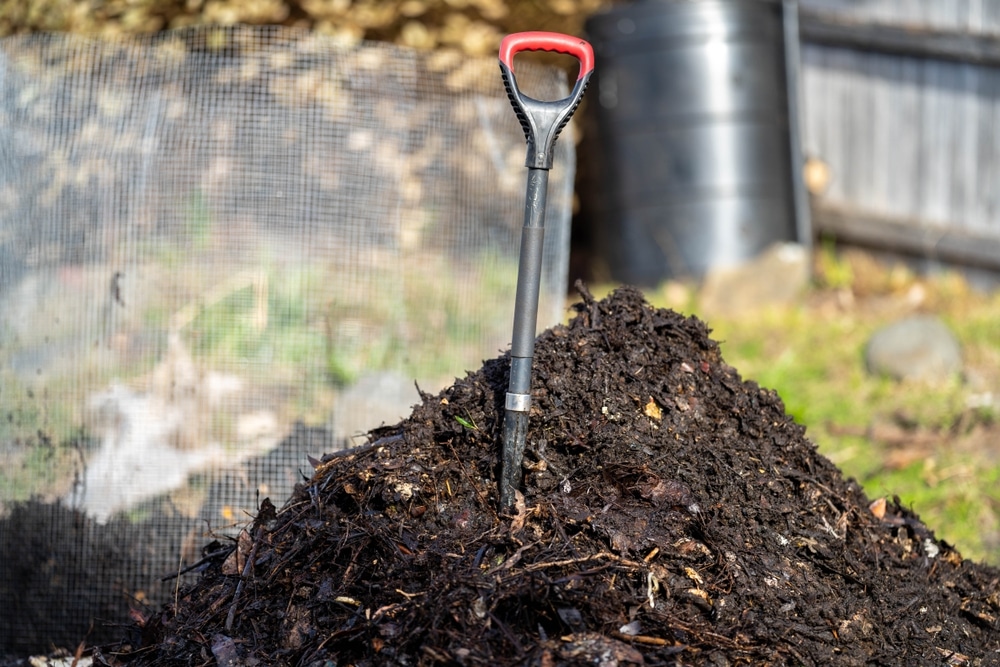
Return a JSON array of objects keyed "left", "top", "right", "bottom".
[
  {"left": 868, "top": 497, "right": 886, "bottom": 519},
  {"left": 687, "top": 587, "right": 712, "bottom": 607},
  {"left": 558, "top": 632, "right": 644, "bottom": 664},
  {"left": 935, "top": 647, "right": 972, "bottom": 666},
  {"left": 683, "top": 566, "right": 704, "bottom": 586},
  {"left": 509, "top": 490, "right": 528, "bottom": 534},
  {"left": 640, "top": 478, "right": 694, "bottom": 507},
  {"left": 643, "top": 397, "right": 662, "bottom": 421},
  {"left": 222, "top": 529, "right": 252, "bottom": 575}
]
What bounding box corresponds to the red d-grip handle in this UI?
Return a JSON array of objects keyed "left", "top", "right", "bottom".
[
  {"left": 499, "top": 31, "right": 594, "bottom": 80},
  {"left": 499, "top": 31, "right": 593, "bottom": 169}
]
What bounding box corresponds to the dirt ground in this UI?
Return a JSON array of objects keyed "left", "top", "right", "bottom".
[{"left": 102, "top": 286, "right": 999, "bottom": 665}]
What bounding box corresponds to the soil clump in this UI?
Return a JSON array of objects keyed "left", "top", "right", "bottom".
[{"left": 115, "top": 287, "right": 1000, "bottom": 665}]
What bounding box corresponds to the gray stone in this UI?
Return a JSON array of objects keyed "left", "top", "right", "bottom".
[{"left": 864, "top": 315, "right": 963, "bottom": 382}]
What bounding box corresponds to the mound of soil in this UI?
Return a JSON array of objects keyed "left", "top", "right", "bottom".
[{"left": 114, "top": 287, "right": 999, "bottom": 666}]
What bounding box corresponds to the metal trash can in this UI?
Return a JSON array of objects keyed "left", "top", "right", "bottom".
[{"left": 585, "top": 0, "right": 808, "bottom": 285}]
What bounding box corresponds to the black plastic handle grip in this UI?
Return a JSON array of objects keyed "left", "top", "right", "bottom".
[{"left": 499, "top": 31, "right": 594, "bottom": 169}]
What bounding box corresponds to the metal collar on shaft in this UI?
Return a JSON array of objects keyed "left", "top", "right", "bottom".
[{"left": 506, "top": 392, "right": 531, "bottom": 412}]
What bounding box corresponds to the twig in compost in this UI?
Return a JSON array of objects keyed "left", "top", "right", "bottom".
[
  {"left": 547, "top": 503, "right": 580, "bottom": 558},
  {"left": 161, "top": 544, "right": 235, "bottom": 582},
  {"left": 550, "top": 563, "right": 613, "bottom": 584},
  {"left": 610, "top": 631, "right": 672, "bottom": 646},
  {"left": 310, "top": 433, "right": 405, "bottom": 472},
  {"left": 488, "top": 610, "right": 524, "bottom": 655},
  {"left": 173, "top": 544, "right": 183, "bottom": 615},
  {"left": 493, "top": 551, "right": 645, "bottom": 576},
  {"left": 445, "top": 440, "right": 499, "bottom": 521},
  {"left": 225, "top": 525, "right": 263, "bottom": 632}
]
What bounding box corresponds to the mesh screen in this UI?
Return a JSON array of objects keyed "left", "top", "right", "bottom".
[{"left": 0, "top": 25, "right": 575, "bottom": 655}]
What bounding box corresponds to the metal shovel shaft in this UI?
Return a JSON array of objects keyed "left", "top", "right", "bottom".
[
  {"left": 500, "top": 167, "right": 549, "bottom": 509},
  {"left": 497, "top": 32, "right": 593, "bottom": 511}
]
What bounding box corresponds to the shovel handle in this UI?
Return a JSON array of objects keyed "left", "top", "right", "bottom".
[{"left": 499, "top": 32, "right": 594, "bottom": 170}]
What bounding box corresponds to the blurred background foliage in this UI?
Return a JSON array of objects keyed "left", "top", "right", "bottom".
[{"left": 0, "top": 0, "right": 611, "bottom": 55}]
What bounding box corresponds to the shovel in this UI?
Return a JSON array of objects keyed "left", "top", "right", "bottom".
[{"left": 498, "top": 32, "right": 594, "bottom": 510}]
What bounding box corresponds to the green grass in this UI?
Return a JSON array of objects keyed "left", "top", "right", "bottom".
[
  {"left": 161, "top": 248, "right": 521, "bottom": 408},
  {"left": 0, "top": 413, "right": 89, "bottom": 503},
  {"left": 708, "top": 308, "right": 971, "bottom": 437}
]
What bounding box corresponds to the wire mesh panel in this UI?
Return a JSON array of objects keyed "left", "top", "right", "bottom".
[{"left": 0, "top": 25, "right": 575, "bottom": 655}]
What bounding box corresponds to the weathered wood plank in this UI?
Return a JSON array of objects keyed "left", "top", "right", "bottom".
[
  {"left": 799, "top": 8, "right": 1000, "bottom": 66},
  {"left": 801, "top": 0, "right": 1000, "bottom": 35},
  {"left": 801, "top": 39, "right": 1000, "bottom": 237},
  {"left": 972, "top": 69, "right": 1000, "bottom": 233},
  {"left": 919, "top": 61, "right": 953, "bottom": 224},
  {"left": 813, "top": 204, "right": 1000, "bottom": 271}
]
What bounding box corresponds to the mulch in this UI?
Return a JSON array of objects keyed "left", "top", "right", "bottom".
[{"left": 105, "top": 285, "right": 999, "bottom": 666}]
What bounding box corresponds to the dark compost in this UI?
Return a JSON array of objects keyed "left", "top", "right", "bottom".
[{"left": 114, "top": 286, "right": 1000, "bottom": 666}]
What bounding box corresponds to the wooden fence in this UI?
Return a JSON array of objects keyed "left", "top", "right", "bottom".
[{"left": 797, "top": 0, "right": 1000, "bottom": 278}]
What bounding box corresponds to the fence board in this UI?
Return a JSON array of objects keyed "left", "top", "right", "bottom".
[
  {"left": 801, "top": 0, "right": 1000, "bottom": 35},
  {"left": 799, "top": 4, "right": 1000, "bottom": 247}
]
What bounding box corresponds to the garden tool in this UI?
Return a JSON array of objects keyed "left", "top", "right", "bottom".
[{"left": 498, "top": 32, "right": 593, "bottom": 510}]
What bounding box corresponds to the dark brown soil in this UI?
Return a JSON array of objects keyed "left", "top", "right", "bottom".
[{"left": 110, "top": 286, "right": 999, "bottom": 666}]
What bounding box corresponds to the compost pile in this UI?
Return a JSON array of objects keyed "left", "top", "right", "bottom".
[{"left": 116, "top": 287, "right": 999, "bottom": 666}]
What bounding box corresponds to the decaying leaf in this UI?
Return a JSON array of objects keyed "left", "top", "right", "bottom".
[
  {"left": 935, "top": 646, "right": 972, "bottom": 666},
  {"left": 510, "top": 489, "right": 529, "bottom": 534},
  {"left": 869, "top": 497, "right": 887, "bottom": 519},
  {"left": 684, "top": 566, "right": 704, "bottom": 586},
  {"left": 222, "top": 529, "right": 252, "bottom": 575},
  {"left": 558, "top": 632, "right": 644, "bottom": 665}
]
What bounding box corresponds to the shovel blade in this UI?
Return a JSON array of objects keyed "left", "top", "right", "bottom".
[{"left": 500, "top": 409, "right": 529, "bottom": 509}]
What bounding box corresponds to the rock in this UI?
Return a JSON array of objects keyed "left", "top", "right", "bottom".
[
  {"left": 865, "top": 315, "right": 962, "bottom": 382},
  {"left": 698, "top": 242, "right": 810, "bottom": 317}
]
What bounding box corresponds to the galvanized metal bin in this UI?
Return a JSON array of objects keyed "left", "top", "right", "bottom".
[{"left": 585, "top": 0, "right": 807, "bottom": 285}]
